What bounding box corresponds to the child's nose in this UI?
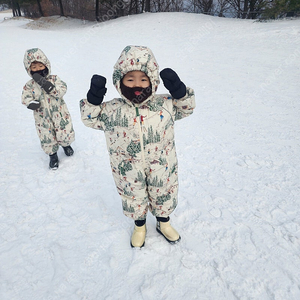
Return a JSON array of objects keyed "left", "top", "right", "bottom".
[{"left": 134, "top": 80, "right": 142, "bottom": 87}]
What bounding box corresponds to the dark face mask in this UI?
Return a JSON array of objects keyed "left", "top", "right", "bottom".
[
  {"left": 120, "top": 81, "right": 152, "bottom": 104},
  {"left": 30, "top": 67, "right": 49, "bottom": 77}
]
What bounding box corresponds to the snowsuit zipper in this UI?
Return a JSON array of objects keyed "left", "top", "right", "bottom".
[
  {"left": 42, "top": 88, "right": 51, "bottom": 117},
  {"left": 135, "top": 105, "right": 146, "bottom": 170}
]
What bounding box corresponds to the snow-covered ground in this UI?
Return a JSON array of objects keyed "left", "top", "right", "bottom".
[{"left": 1, "top": 9, "right": 300, "bottom": 300}]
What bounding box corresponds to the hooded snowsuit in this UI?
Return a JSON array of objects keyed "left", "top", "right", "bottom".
[
  {"left": 22, "top": 48, "right": 75, "bottom": 155},
  {"left": 80, "top": 46, "right": 195, "bottom": 220}
]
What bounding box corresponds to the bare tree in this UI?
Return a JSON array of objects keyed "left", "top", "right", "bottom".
[
  {"left": 145, "top": 0, "right": 150, "bottom": 12},
  {"left": 57, "top": 0, "right": 64, "bottom": 16},
  {"left": 215, "top": 0, "right": 231, "bottom": 16},
  {"left": 131, "top": 0, "right": 139, "bottom": 14},
  {"left": 152, "top": 0, "right": 184, "bottom": 12},
  {"left": 226, "top": 0, "right": 242, "bottom": 17},
  {"left": 12, "top": 0, "right": 21, "bottom": 16},
  {"left": 96, "top": 0, "right": 100, "bottom": 20},
  {"left": 193, "top": 0, "right": 214, "bottom": 14},
  {"left": 227, "top": 0, "right": 266, "bottom": 18},
  {"left": 36, "top": 0, "right": 43, "bottom": 16}
]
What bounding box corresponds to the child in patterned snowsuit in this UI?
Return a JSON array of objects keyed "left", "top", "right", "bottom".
[
  {"left": 22, "top": 48, "right": 75, "bottom": 169},
  {"left": 80, "top": 45, "right": 195, "bottom": 247}
]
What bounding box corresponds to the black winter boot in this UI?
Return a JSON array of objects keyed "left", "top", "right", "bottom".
[
  {"left": 63, "top": 146, "right": 74, "bottom": 156},
  {"left": 49, "top": 153, "right": 59, "bottom": 169}
]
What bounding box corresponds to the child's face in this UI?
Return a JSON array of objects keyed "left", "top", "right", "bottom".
[
  {"left": 122, "top": 71, "right": 150, "bottom": 88},
  {"left": 30, "top": 61, "right": 46, "bottom": 72}
]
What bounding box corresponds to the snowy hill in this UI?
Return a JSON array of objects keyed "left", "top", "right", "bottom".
[{"left": 0, "top": 10, "right": 300, "bottom": 300}]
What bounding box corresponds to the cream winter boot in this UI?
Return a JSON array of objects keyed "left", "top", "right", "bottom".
[
  {"left": 130, "top": 224, "right": 146, "bottom": 248},
  {"left": 156, "top": 219, "right": 181, "bottom": 244}
]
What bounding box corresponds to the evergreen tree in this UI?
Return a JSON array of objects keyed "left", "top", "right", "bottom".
[
  {"left": 154, "top": 131, "right": 160, "bottom": 143},
  {"left": 148, "top": 176, "right": 164, "bottom": 187},
  {"left": 123, "top": 200, "right": 135, "bottom": 213},
  {"left": 157, "top": 194, "right": 171, "bottom": 205},
  {"left": 262, "top": 0, "right": 300, "bottom": 18},
  {"left": 159, "top": 156, "right": 167, "bottom": 165},
  {"left": 60, "top": 118, "right": 69, "bottom": 130},
  {"left": 148, "top": 97, "right": 164, "bottom": 111},
  {"left": 148, "top": 125, "right": 154, "bottom": 143},
  {"left": 99, "top": 112, "right": 109, "bottom": 126},
  {"left": 143, "top": 134, "right": 147, "bottom": 146},
  {"left": 44, "top": 108, "right": 50, "bottom": 119},
  {"left": 51, "top": 105, "right": 59, "bottom": 114},
  {"left": 115, "top": 108, "right": 121, "bottom": 126},
  {"left": 124, "top": 115, "right": 128, "bottom": 127},
  {"left": 170, "top": 164, "right": 177, "bottom": 174},
  {"left": 123, "top": 188, "right": 133, "bottom": 197},
  {"left": 118, "top": 160, "right": 133, "bottom": 176},
  {"left": 136, "top": 171, "right": 146, "bottom": 187},
  {"left": 41, "top": 135, "right": 51, "bottom": 145},
  {"left": 127, "top": 140, "right": 141, "bottom": 157}
]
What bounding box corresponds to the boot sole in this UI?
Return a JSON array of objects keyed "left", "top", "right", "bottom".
[
  {"left": 156, "top": 227, "right": 181, "bottom": 244},
  {"left": 130, "top": 241, "right": 145, "bottom": 248},
  {"left": 49, "top": 166, "right": 59, "bottom": 170},
  {"left": 49, "top": 162, "right": 59, "bottom": 170},
  {"left": 64, "top": 151, "right": 74, "bottom": 157}
]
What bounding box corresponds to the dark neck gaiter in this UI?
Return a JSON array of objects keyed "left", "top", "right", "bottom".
[
  {"left": 30, "top": 67, "right": 49, "bottom": 77},
  {"left": 120, "top": 81, "right": 152, "bottom": 104}
]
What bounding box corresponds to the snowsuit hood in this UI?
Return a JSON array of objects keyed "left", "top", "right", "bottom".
[
  {"left": 23, "top": 48, "right": 51, "bottom": 78},
  {"left": 113, "top": 45, "right": 160, "bottom": 104}
]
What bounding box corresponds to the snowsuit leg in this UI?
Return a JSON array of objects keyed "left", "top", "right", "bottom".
[
  {"left": 34, "top": 109, "right": 59, "bottom": 155},
  {"left": 146, "top": 164, "right": 178, "bottom": 218},
  {"left": 33, "top": 104, "right": 75, "bottom": 155},
  {"left": 51, "top": 105, "right": 75, "bottom": 148},
  {"left": 111, "top": 154, "right": 178, "bottom": 220},
  {"left": 111, "top": 163, "right": 149, "bottom": 220},
  {"left": 146, "top": 145, "right": 179, "bottom": 218}
]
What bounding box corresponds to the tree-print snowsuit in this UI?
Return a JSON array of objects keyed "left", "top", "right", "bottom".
[
  {"left": 22, "top": 48, "right": 75, "bottom": 155},
  {"left": 80, "top": 46, "right": 195, "bottom": 220}
]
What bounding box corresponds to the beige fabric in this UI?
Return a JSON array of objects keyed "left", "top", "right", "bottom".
[
  {"left": 131, "top": 224, "right": 146, "bottom": 247},
  {"left": 22, "top": 48, "right": 75, "bottom": 155},
  {"left": 80, "top": 45, "right": 195, "bottom": 220},
  {"left": 157, "top": 220, "right": 180, "bottom": 243}
]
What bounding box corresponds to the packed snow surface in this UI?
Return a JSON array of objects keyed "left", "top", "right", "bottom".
[{"left": 1, "top": 9, "right": 300, "bottom": 300}]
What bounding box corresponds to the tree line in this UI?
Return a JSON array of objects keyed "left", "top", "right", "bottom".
[{"left": 1, "top": 0, "right": 299, "bottom": 20}]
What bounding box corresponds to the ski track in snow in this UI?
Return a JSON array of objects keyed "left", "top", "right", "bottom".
[{"left": 0, "top": 10, "right": 300, "bottom": 300}]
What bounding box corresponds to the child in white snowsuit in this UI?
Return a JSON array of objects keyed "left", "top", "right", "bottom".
[
  {"left": 22, "top": 48, "right": 75, "bottom": 169},
  {"left": 80, "top": 45, "right": 195, "bottom": 247}
]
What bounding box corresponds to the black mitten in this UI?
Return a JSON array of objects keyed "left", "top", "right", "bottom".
[
  {"left": 27, "top": 100, "right": 41, "bottom": 110},
  {"left": 160, "top": 68, "right": 186, "bottom": 99},
  {"left": 87, "top": 75, "right": 107, "bottom": 105},
  {"left": 32, "top": 73, "right": 55, "bottom": 94}
]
